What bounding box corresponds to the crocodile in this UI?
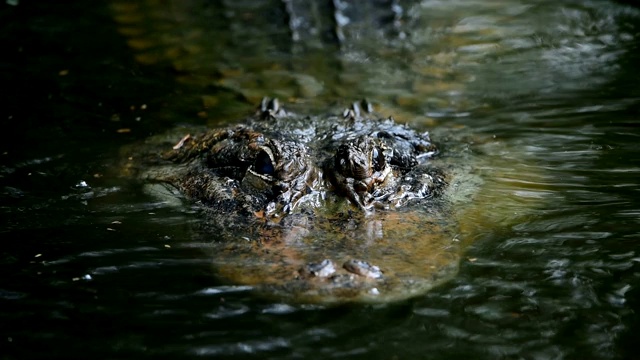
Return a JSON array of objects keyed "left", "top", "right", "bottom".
[
  {"left": 108, "top": 0, "right": 636, "bottom": 303},
  {"left": 122, "top": 99, "right": 463, "bottom": 303}
]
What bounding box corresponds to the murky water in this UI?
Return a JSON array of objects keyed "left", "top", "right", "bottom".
[{"left": 2, "top": 0, "right": 640, "bottom": 358}]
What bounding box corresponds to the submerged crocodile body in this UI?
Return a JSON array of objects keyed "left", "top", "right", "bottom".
[
  {"left": 122, "top": 99, "right": 462, "bottom": 303},
  {"left": 109, "top": 0, "right": 633, "bottom": 303}
]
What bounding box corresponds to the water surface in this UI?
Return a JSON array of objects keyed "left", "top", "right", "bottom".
[{"left": 1, "top": 0, "right": 640, "bottom": 358}]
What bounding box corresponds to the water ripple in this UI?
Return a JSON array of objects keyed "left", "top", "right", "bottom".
[{"left": 191, "top": 337, "right": 290, "bottom": 356}]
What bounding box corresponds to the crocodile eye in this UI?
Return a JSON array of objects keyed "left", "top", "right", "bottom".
[
  {"left": 254, "top": 149, "right": 275, "bottom": 176},
  {"left": 335, "top": 145, "right": 349, "bottom": 172},
  {"left": 372, "top": 146, "right": 385, "bottom": 172}
]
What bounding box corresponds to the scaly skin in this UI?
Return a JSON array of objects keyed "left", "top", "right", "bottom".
[{"left": 121, "top": 99, "right": 457, "bottom": 303}]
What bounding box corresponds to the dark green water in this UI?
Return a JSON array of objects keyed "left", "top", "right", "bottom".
[{"left": 2, "top": 0, "right": 640, "bottom": 358}]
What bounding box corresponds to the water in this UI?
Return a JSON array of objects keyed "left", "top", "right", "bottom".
[{"left": 2, "top": 0, "right": 640, "bottom": 358}]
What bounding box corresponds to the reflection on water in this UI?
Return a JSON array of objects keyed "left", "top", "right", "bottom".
[
  {"left": 110, "top": 0, "right": 639, "bottom": 120},
  {"left": 2, "top": 0, "right": 640, "bottom": 358}
]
